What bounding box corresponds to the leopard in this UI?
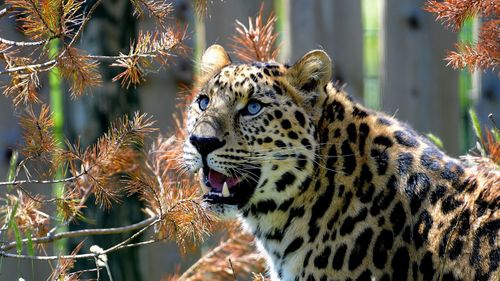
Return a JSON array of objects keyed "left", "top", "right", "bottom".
[{"left": 182, "top": 44, "right": 500, "bottom": 281}]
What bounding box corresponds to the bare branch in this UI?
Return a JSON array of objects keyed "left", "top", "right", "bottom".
[
  {"left": 0, "top": 37, "right": 47, "bottom": 47},
  {"left": 0, "top": 217, "right": 160, "bottom": 260},
  {"left": 0, "top": 216, "right": 159, "bottom": 251},
  {"left": 0, "top": 59, "right": 57, "bottom": 75},
  {"left": 0, "top": 174, "right": 80, "bottom": 186}
]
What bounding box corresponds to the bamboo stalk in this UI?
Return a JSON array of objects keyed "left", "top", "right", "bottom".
[{"left": 48, "top": 38, "right": 66, "bottom": 254}]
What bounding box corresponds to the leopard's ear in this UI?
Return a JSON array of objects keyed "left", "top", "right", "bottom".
[
  {"left": 287, "top": 50, "right": 332, "bottom": 92},
  {"left": 199, "top": 44, "right": 232, "bottom": 83}
]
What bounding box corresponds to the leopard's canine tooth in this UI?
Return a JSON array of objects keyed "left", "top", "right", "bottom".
[{"left": 222, "top": 181, "right": 230, "bottom": 197}]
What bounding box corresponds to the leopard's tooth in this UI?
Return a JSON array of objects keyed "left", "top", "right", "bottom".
[{"left": 222, "top": 181, "right": 230, "bottom": 197}]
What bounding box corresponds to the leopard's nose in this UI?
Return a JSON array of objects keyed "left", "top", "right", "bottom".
[{"left": 189, "top": 135, "right": 226, "bottom": 157}]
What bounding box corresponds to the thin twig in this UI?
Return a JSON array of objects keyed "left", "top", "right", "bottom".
[
  {"left": 0, "top": 37, "right": 48, "bottom": 47},
  {"left": 0, "top": 216, "right": 159, "bottom": 251},
  {"left": 0, "top": 174, "right": 80, "bottom": 186},
  {"left": 69, "top": 267, "right": 100, "bottom": 276},
  {"left": 0, "top": 217, "right": 161, "bottom": 260},
  {"left": 63, "top": 0, "right": 103, "bottom": 50},
  {"left": 229, "top": 258, "right": 238, "bottom": 281},
  {"left": 0, "top": 59, "right": 57, "bottom": 74},
  {"left": 0, "top": 249, "right": 95, "bottom": 260},
  {"left": 99, "top": 217, "right": 159, "bottom": 255},
  {"left": 0, "top": 44, "right": 181, "bottom": 75},
  {"left": 118, "top": 239, "right": 157, "bottom": 249}
]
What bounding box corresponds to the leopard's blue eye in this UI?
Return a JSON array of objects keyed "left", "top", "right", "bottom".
[
  {"left": 198, "top": 96, "right": 209, "bottom": 111},
  {"left": 244, "top": 100, "right": 263, "bottom": 116}
]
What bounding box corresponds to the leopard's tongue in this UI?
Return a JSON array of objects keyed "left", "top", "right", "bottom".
[{"left": 208, "top": 169, "right": 239, "bottom": 192}]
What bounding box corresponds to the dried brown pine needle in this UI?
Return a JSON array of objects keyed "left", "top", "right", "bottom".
[
  {"left": 425, "top": 0, "right": 499, "bottom": 75},
  {"left": 3, "top": 70, "right": 41, "bottom": 106},
  {"left": 60, "top": 0, "right": 85, "bottom": 38},
  {"left": 231, "top": 3, "right": 279, "bottom": 62},
  {"left": 445, "top": 19, "right": 500, "bottom": 74},
  {"left": 425, "top": 0, "right": 498, "bottom": 30},
  {"left": 48, "top": 241, "right": 85, "bottom": 281},
  {"left": 68, "top": 113, "right": 156, "bottom": 208},
  {"left": 18, "top": 104, "right": 59, "bottom": 158},
  {"left": 6, "top": 0, "right": 83, "bottom": 40},
  {"left": 2, "top": 54, "right": 42, "bottom": 106},
  {"left": 131, "top": 0, "right": 173, "bottom": 28},
  {"left": 1, "top": 193, "right": 50, "bottom": 238},
  {"left": 483, "top": 129, "right": 500, "bottom": 164},
  {"left": 158, "top": 192, "right": 216, "bottom": 253},
  {"left": 446, "top": 42, "right": 499, "bottom": 73},
  {"left": 56, "top": 187, "right": 86, "bottom": 222},
  {"left": 124, "top": 134, "right": 216, "bottom": 252},
  {"left": 172, "top": 232, "right": 266, "bottom": 281},
  {"left": 112, "top": 54, "right": 145, "bottom": 89},
  {"left": 58, "top": 47, "right": 101, "bottom": 98},
  {"left": 112, "top": 29, "right": 186, "bottom": 89},
  {"left": 6, "top": 0, "right": 58, "bottom": 39}
]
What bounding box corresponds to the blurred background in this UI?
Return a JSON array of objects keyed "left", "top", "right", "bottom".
[{"left": 0, "top": 0, "right": 498, "bottom": 280}]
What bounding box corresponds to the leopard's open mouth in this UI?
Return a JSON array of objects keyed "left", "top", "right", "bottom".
[{"left": 200, "top": 166, "right": 259, "bottom": 206}]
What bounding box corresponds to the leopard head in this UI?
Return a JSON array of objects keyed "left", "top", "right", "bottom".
[{"left": 183, "top": 45, "right": 332, "bottom": 217}]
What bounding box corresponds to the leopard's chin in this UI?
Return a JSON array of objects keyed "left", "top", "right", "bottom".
[{"left": 199, "top": 166, "right": 260, "bottom": 208}]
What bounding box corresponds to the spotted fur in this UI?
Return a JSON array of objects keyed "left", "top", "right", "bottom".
[{"left": 183, "top": 45, "right": 500, "bottom": 281}]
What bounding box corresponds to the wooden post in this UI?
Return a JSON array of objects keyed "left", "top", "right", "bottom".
[
  {"left": 380, "top": 0, "right": 460, "bottom": 155},
  {"left": 287, "top": 0, "right": 364, "bottom": 100}
]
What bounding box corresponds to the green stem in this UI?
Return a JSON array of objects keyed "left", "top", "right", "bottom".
[
  {"left": 362, "top": 0, "right": 380, "bottom": 109},
  {"left": 274, "top": 0, "right": 288, "bottom": 61},
  {"left": 6, "top": 150, "right": 18, "bottom": 192},
  {"left": 48, "top": 38, "right": 66, "bottom": 254},
  {"left": 458, "top": 18, "right": 476, "bottom": 153}
]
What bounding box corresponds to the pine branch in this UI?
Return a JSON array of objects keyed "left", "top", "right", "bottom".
[
  {"left": 131, "top": 0, "right": 173, "bottom": 29},
  {"left": 425, "top": 0, "right": 500, "bottom": 75},
  {"left": 111, "top": 28, "right": 187, "bottom": 88},
  {"left": 58, "top": 47, "right": 101, "bottom": 97},
  {"left": 6, "top": 0, "right": 57, "bottom": 39},
  {"left": 1, "top": 0, "right": 188, "bottom": 110},
  {"left": 1, "top": 0, "right": 102, "bottom": 74},
  {"left": 425, "top": 0, "right": 498, "bottom": 30}
]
